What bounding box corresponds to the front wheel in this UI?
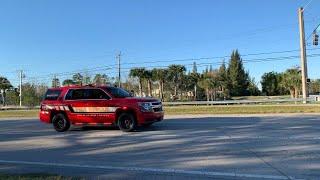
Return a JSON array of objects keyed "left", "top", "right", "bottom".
[
  {"left": 117, "top": 113, "right": 136, "bottom": 132},
  {"left": 52, "top": 113, "right": 70, "bottom": 132}
]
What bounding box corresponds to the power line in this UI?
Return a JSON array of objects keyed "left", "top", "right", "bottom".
[
  {"left": 108, "top": 54, "right": 320, "bottom": 74},
  {"left": 306, "top": 23, "right": 320, "bottom": 41},
  {"left": 121, "top": 47, "right": 320, "bottom": 66},
  {"left": 26, "top": 66, "right": 115, "bottom": 80},
  {"left": 21, "top": 48, "right": 320, "bottom": 82},
  {"left": 19, "top": 53, "right": 320, "bottom": 86},
  {"left": 303, "top": 0, "right": 314, "bottom": 11}
]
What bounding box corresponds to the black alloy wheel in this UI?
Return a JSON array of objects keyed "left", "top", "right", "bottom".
[
  {"left": 52, "top": 113, "right": 70, "bottom": 132},
  {"left": 118, "top": 113, "right": 136, "bottom": 132}
]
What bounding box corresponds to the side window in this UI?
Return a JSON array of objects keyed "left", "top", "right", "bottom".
[
  {"left": 65, "top": 89, "right": 109, "bottom": 100},
  {"left": 87, "top": 89, "right": 110, "bottom": 99},
  {"left": 65, "top": 89, "right": 73, "bottom": 100},
  {"left": 65, "top": 89, "right": 86, "bottom": 100}
]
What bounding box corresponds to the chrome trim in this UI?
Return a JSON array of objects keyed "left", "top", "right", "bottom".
[{"left": 151, "top": 101, "right": 163, "bottom": 112}]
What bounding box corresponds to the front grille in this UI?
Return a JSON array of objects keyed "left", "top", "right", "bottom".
[
  {"left": 152, "top": 102, "right": 162, "bottom": 106},
  {"left": 152, "top": 101, "right": 162, "bottom": 112},
  {"left": 153, "top": 107, "right": 162, "bottom": 112}
]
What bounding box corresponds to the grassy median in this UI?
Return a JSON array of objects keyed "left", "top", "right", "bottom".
[
  {"left": 0, "top": 173, "right": 80, "bottom": 180},
  {"left": 0, "top": 105, "right": 320, "bottom": 118},
  {"left": 164, "top": 104, "right": 320, "bottom": 115},
  {"left": 0, "top": 110, "right": 39, "bottom": 118}
]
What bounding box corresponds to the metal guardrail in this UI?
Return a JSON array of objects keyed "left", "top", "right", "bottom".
[
  {"left": 0, "top": 106, "right": 39, "bottom": 111},
  {"left": 163, "top": 98, "right": 315, "bottom": 106},
  {"left": 0, "top": 98, "right": 317, "bottom": 110}
]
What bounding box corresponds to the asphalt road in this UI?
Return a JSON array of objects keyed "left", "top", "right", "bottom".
[{"left": 0, "top": 114, "right": 320, "bottom": 180}]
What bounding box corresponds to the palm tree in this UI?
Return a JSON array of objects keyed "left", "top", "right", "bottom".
[
  {"left": 143, "top": 70, "right": 153, "bottom": 97},
  {"left": 198, "top": 75, "right": 212, "bottom": 101},
  {"left": 0, "top": 77, "right": 12, "bottom": 106},
  {"left": 152, "top": 68, "right": 167, "bottom": 100},
  {"left": 129, "top": 68, "right": 146, "bottom": 96},
  {"left": 72, "top": 73, "right": 83, "bottom": 85},
  {"left": 198, "top": 71, "right": 220, "bottom": 101},
  {"left": 281, "top": 68, "right": 301, "bottom": 98},
  {"left": 167, "top": 65, "right": 186, "bottom": 98},
  {"left": 93, "top": 74, "right": 109, "bottom": 86},
  {"left": 51, "top": 77, "right": 60, "bottom": 87},
  {"left": 189, "top": 72, "right": 200, "bottom": 100}
]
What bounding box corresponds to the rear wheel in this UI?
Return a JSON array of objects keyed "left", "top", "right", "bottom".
[
  {"left": 117, "top": 113, "right": 136, "bottom": 132},
  {"left": 52, "top": 113, "right": 70, "bottom": 132}
]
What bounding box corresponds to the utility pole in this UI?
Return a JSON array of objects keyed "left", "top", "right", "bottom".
[
  {"left": 19, "top": 70, "right": 23, "bottom": 107},
  {"left": 117, "top": 52, "right": 121, "bottom": 88},
  {"left": 298, "top": 7, "right": 308, "bottom": 103}
]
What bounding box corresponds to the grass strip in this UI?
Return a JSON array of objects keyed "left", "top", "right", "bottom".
[
  {"left": 0, "top": 173, "right": 81, "bottom": 180},
  {"left": 1, "top": 105, "right": 320, "bottom": 118},
  {"left": 0, "top": 110, "right": 39, "bottom": 118},
  {"left": 164, "top": 105, "right": 320, "bottom": 115}
]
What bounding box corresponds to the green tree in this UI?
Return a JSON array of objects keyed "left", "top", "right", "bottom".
[
  {"left": 143, "top": 70, "right": 153, "bottom": 97},
  {"left": 247, "top": 77, "right": 260, "bottom": 96},
  {"left": 198, "top": 71, "right": 219, "bottom": 101},
  {"left": 93, "top": 74, "right": 109, "bottom": 86},
  {"left": 21, "top": 83, "right": 40, "bottom": 106},
  {"left": 198, "top": 75, "right": 211, "bottom": 101},
  {"left": 51, "top": 77, "right": 60, "bottom": 88},
  {"left": 167, "top": 65, "right": 186, "bottom": 97},
  {"left": 72, "top": 73, "right": 83, "bottom": 85},
  {"left": 62, "top": 79, "right": 75, "bottom": 86},
  {"left": 217, "top": 61, "right": 229, "bottom": 99},
  {"left": 281, "top": 67, "right": 301, "bottom": 98},
  {"left": 0, "top": 76, "right": 13, "bottom": 106},
  {"left": 129, "top": 68, "right": 146, "bottom": 96},
  {"left": 5, "top": 90, "right": 19, "bottom": 105},
  {"left": 189, "top": 72, "right": 200, "bottom": 100},
  {"left": 261, "top": 71, "right": 280, "bottom": 96},
  {"left": 152, "top": 68, "right": 167, "bottom": 100},
  {"left": 227, "top": 50, "right": 249, "bottom": 96},
  {"left": 192, "top": 62, "right": 197, "bottom": 73},
  {"left": 310, "top": 79, "right": 320, "bottom": 94}
]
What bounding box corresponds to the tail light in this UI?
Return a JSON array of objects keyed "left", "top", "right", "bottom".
[{"left": 40, "top": 104, "right": 48, "bottom": 111}]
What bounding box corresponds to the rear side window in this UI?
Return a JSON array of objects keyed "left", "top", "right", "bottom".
[
  {"left": 88, "top": 89, "right": 110, "bottom": 99},
  {"left": 65, "top": 89, "right": 109, "bottom": 100},
  {"left": 44, "top": 89, "right": 62, "bottom": 100}
]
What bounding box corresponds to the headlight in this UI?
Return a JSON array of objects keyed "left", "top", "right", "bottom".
[{"left": 138, "top": 102, "right": 153, "bottom": 112}]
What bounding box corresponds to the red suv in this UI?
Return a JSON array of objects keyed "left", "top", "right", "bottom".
[{"left": 39, "top": 85, "right": 164, "bottom": 132}]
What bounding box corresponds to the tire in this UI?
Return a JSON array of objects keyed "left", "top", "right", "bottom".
[
  {"left": 117, "top": 113, "right": 136, "bottom": 132},
  {"left": 52, "top": 113, "right": 70, "bottom": 132}
]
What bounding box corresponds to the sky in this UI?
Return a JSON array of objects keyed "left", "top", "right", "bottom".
[{"left": 0, "top": 0, "right": 320, "bottom": 87}]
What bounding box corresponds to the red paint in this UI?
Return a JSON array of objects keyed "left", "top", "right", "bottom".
[{"left": 39, "top": 86, "right": 164, "bottom": 127}]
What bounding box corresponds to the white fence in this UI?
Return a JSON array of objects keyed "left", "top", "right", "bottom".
[{"left": 0, "top": 98, "right": 317, "bottom": 110}]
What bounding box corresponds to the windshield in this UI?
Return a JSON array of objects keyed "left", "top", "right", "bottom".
[{"left": 104, "top": 87, "right": 132, "bottom": 98}]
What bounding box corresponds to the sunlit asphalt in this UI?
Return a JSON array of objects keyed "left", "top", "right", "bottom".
[{"left": 0, "top": 114, "right": 320, "bottom": 179}]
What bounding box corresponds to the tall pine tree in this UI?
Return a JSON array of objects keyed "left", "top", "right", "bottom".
[
  {"left": 218, "top": 60, "right": 229, "bottom": 98},
  {"left": 192, "top": 62, "right": 197, "bottom": 73},
  {"left": 227, "top": 50, "right": 249, "bottom": 96}
]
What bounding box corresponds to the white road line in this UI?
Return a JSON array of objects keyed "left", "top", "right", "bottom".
[{"left": 0, "top": 160, "right": 299, "bottom": 180}]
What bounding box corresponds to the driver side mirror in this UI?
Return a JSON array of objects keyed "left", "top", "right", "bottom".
[{"left": 130, "top": 90, "right": 135, "bottom": 97}]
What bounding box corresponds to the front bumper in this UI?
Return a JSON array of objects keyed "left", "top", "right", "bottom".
[{"left": 137, "top": 111, "right": 164, "bottom": 125}]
